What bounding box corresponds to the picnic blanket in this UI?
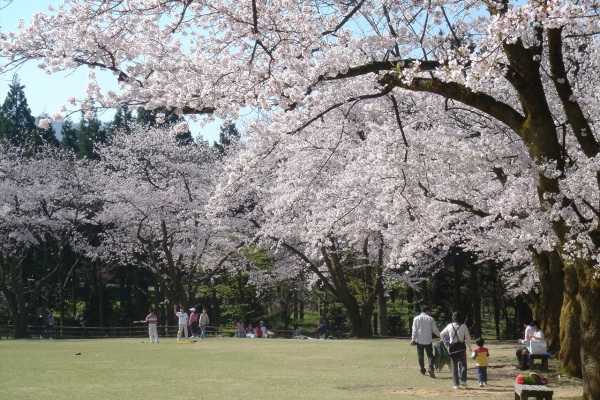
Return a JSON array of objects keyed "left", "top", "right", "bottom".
[{"left": 433, "top": 339, "right": 452, "bottom": 371}]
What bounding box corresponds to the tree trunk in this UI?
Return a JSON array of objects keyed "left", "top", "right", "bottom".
[
  {"left": 531, "top": 250, "right": 563, "bottom": 352},
  {"left": 293, "top": 288, "right": 298, "bottom": 327},
  {"left": 377, "top": 289, "right": 388, "bottom": 336},
  {"left": 407, "top": 286, "right": 415, "bottom": 335},
  {"left": 376, "top": 238, "right": 388, "bottom": 336},
  {"left": 490, "top": 263, "right": 502, "bottom": 339},
  {"left": 373, "top": 311, "right": 378, "bottom": 336},
  {"left": 211, "top": 285, "right": 221, "bottom": 327},
  {"left": 1, "top": 253, "right": 62, "bottom": 339},
  {"left": 469, "top": 261, "right": 481, "bottom": 339},
  {"left": 559, "top": 263, "right": 581, "bottom": 377},
  {"left": 574, "top": 257, "right": 600, "bottom": 399}
]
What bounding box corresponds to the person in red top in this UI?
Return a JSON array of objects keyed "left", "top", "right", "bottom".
[
  {"left": 189, "top": 308, "right": 199, "bottom": 338},
  {"left": 472, "top": 338, "right": 489, "bottom": 387},
  {"left": 142, "top": 309, "right": 159, "bottom": 343}
]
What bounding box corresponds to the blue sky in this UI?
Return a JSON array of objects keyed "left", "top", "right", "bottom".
[{"left": 0, "top": 0, "right": 222, "bottom": 143}]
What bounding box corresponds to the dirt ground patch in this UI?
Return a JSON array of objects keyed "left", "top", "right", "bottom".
[{"left": 400, "top": 340, "right": 584, "bottom": 399}]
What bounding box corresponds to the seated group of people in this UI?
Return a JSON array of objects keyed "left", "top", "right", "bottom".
[
  {"left": 234, "top": 320, "right": 271, "bottom": 338},
  {"left": 516, "top": 318, "right": 546, "bottom": 370}
]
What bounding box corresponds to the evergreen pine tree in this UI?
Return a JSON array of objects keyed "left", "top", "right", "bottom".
[
  {"left": 136, "top": 106, "right": 193, "bottom": 144},
  {"left": 75, "top": 108, "right": 106, "bottom": 159},
  {"left": 106, "top": 107, "right": 135, "bottom": 137},
  {"left": 0, "top": 75, "right": 38, "bottom": 146},
  {"left": 213, "top": 121, "right": 240, "bottom": 155},
  {"left": 60, "top": 118, "right": 79, "bottom": 153}
]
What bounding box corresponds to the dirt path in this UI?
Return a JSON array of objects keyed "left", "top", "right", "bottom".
[{"left": 395, "top": 341, "right": 583, "bottom": 399}]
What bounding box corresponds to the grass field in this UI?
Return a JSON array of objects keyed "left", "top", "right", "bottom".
[{"left": 0, "top": 337, "right": 583, "bottom": 399}]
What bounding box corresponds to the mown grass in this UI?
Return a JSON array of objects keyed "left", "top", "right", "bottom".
[{"left": 0, "top": 337, "right": 582, "bottom": 400}]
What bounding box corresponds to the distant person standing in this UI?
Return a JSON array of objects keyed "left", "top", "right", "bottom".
[
  {"left": 174, "top": 305, "right": 189, "bottom": 341},
  {"left": 199, "top": 308, "right": 210, "bottom": 340},
  {"left": 44, "top": 308, "right": 55, "bottom": 339},
  {"left": 317, "top": 321, "right": 327, "bottom": 339},
  {"left": 411, "top": 306, "right": 441, "bottom": 378},
  {"left": 188, "top": 308, "right": 199, "bottom": 338},
  {"left": 142, "top": 309, "right": 159, "bottom": 343}
]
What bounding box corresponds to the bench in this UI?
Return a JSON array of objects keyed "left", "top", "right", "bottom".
[
  {"left": 514, "top": 383, "right": 554, "bottom": 400},
  {"left": 529, "top": 354, "right": 549, "bottom": 371}
]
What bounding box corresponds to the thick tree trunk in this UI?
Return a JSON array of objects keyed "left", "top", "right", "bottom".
[
  {"left": 377, "top": 289, "right": 388, "bottom": 336},
  {"left": 531, "top": 250, "right": 564, "bottom": 352},
  {"left": 574, "top": 258, "right": 600, "bottom": 399},
  {"left": 13, "top": 308, "right": 30, "bottom": 338},
  {"left": 1, "top": 253, "right": 62, "bottom": 339},
  {"left": 559, "top": 262, "right": 581, "bottom": 377}
]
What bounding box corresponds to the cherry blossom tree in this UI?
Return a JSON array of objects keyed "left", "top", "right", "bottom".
[
  {"left": 0, "top": 143, "right": 98, "bottom": 338},
  {"left": 2, "top": 0, "right": 598, "bottom": 395},
  {"left": 91, "top": 124, "right": 245, "bottom": 312}
]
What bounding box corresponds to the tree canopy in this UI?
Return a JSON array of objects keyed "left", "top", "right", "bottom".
[{"left": 1, "top": 1, "right": 599, "bottom": 397}]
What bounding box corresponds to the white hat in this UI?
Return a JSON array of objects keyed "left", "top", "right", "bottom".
[{"left": 190, "top": 308, "right": 196, "bottom": 311}]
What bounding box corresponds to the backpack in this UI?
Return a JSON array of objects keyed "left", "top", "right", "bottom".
[
  {"left": 256, "top": 327, "right": 262, "bottom": 337},
  {"left": 448, "top": 324, "right": 466, "bottom": 355}
]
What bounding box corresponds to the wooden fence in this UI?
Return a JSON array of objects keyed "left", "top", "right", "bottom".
[{"left": 0, "top": 325, "right": 346, "bottom": 340}]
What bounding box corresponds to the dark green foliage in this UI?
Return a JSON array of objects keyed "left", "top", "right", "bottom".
[
  {"left": 136, "top": 106, "right": 193, "bottom": 144},
  {"left": 0, "top": 75, "right": 59, "bottom": 150},
  {"left": 59, "top": 118, "right": 79, "bottom": 152},
  {"left": 75, "top": 112, "right": 106, "bottom": 159},
  {"left": 0, "top": 75, "right": 37, "bottom": 146},
  {"left": 106, "top": 108, "right": 135, "bottom": 136},
  {"left": 214, "top": 120, "right": 240, "bottom": 155}
]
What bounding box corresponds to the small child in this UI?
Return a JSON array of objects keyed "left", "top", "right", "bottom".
[{"left": 472, "top": 338, "right": 490, "bottom": 387}]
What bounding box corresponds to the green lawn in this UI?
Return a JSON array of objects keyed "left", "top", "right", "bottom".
[{"left": 0, "top": 337, "right": 582, "bottom": 399}]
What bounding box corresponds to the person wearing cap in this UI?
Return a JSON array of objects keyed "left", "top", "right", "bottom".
[
  {"left": 411, "top": 305, "right": 441, "bottom": 378},
  {"left": 199, "top": 308, "right": 210, "bottom": 339},
  {"left": 189, "top": 308, "right": 199, "bottom": 338},
  {"left": 174, "top": 305, "right": 189, "bottom": 341}
]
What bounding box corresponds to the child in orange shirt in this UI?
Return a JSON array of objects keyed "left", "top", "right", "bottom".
[{"left": 472, "top": 338, "right": 490, "bottom": 387}]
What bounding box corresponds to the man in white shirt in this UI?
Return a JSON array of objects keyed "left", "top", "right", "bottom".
[
  {"left": 411, "top": 306, "right": 441, "bottom": 378},
  {"left": 174, "top": 305, "right": 189, "bottom": 341}
]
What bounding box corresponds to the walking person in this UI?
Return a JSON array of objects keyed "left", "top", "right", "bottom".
[
  {"left": 199, "top": 307, "right": 209, "bottom": 339},
  {"left": 174, "top": 305, "right": 189, "bottom": 341},
  {"left": 440, "top": 311, "right": 472, "bottom": 389},
  {"left": 138, "top": 308, "right": 159, "bottom": 343},
  {"left": 411, "top": 306, "right": 441, "bottom": 378},
  {"left": 472, "top": 338, "right": 489, "bottom": 387}
]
